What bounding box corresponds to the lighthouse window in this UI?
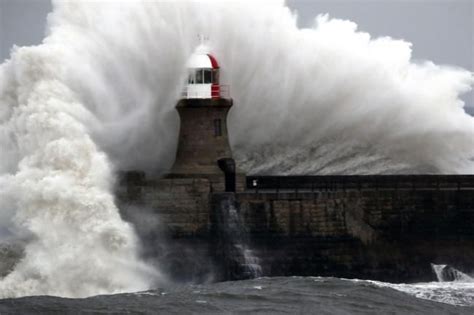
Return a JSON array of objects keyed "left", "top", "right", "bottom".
[
  {"left": 214, "top": 119, "right": 222, "bottom": 137},
  {"left": 195, "top": 69, "right": 203, "bottom": 84},
  {"left": 204, "top": 69, "right": 212, "bottom": 84}
]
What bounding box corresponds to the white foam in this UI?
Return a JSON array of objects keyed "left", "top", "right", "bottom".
[
  {"left": 369, "top": 280, "right": 474, "bottom": 307},
  {"left": 0, "top": 23, "right": 159, "bottom": 299}
]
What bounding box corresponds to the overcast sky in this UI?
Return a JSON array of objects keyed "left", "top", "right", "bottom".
[{"left": 1, "top": 0, "right": 473, "bottom": 107}]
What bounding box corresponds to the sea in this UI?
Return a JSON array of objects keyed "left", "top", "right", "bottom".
[{"left": 1, "top": 277, "right": 474, "bottom": 314}]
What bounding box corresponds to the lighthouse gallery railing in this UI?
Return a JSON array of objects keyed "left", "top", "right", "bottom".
[{"left": 181, "top": 85, "right": 230, "bottom": 99}]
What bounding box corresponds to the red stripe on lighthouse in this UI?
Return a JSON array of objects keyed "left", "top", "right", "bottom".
[
  {"left": 207, "top": 54, "right": 220, "bottom": 69},
  {"left": 211, "top": 84, "right": 220, "bottom": 99}
]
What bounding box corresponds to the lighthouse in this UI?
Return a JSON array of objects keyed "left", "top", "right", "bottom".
[
  {"left": 183, "top": 45, "right": 227, "bottom": 99},
  {"left": 169, "top": 44, "right": 238, "bottom": 192}
]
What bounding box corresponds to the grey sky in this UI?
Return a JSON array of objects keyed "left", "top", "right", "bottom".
[
  {"left": 1, "top": 0, "right": 473, "bottom": 107},
  {"left": 0, "top": 0, "right": 52, "bottom": 60}
]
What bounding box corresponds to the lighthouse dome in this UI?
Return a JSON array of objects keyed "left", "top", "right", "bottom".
[{"left": 187, "top": 46, "right": 220, "bottom": 69}]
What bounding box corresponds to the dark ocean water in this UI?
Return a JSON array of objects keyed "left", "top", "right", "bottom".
[{"left": 1, "top": 277, "right": 474, "bottom": 314}]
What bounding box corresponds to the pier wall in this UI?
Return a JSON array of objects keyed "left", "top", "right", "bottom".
[
  {"left": 233, "top": 188, "right": 474, "bottom": 282},
  {"left": 118, "top": 172, "right": 474, "bottom": 282}
]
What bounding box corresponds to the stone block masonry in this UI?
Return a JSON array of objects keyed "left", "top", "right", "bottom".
[
  {"left": 118, "top": 172, "right": 474, "bottom": 283},
  {"left": 118, "top": 171, "right": 212, "bottom": 237},
  {"left": 233, "top": 187, "right": 474, "bottom": 282}
]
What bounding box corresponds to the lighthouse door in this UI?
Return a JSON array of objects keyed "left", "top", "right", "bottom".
[{"left": 218, "top": 158, "right": 236, "bottom": 192}]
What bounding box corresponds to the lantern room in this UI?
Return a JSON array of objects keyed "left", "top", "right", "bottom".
[{"left": 184, "top": 46, "right": 228, "bottom": 99}]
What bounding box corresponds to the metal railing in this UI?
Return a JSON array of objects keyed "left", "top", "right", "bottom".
[
  {"left": 181, "top": 85, "right": 230, "bottom": 99},
  {"left": 246, "top": 175, "right": 474, "bottom": 193}
]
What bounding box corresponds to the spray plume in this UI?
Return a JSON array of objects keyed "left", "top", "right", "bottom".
[{"left": 0, "top": 0, "right": 473, "bottom": 298}]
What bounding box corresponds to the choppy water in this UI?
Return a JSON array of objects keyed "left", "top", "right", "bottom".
[{"left": 1, "top": 277, "right": 473, "bottom": 314}]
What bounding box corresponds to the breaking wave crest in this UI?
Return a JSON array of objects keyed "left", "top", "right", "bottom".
[{"left": 0, "top": 16, "right": 159, "bottom": 298}]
